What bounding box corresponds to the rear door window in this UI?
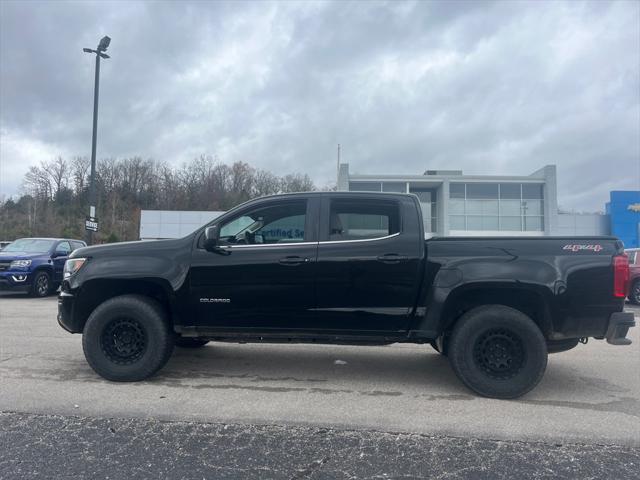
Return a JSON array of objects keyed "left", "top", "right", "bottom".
[
  {"left": 327, "top": 200, "right": 400, "bottom": 241},
  {"left": 56, "top": 241, "right": 71, "bottom": 255}
]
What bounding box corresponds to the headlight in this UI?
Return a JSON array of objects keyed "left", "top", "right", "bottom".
[
  {"left": 10, "top": 259, "right": 31, "bottom": 268},
  {"left": 63, "top": 258, "right": 88, "bottom": 279}
]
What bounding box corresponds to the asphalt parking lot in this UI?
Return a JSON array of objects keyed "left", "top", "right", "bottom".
[{"left": 1, "top": 293, "right": 639, "bottom": 478}]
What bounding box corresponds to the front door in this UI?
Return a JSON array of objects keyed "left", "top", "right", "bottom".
[
  {"left": 190, "top": 198, "right": 319, "bottom": 331},
  {"left": 314, "top": 196, "right": 423, "bottom": 333},
  {"left": 52, "top": 241, "right": 71, "bottom": 283}
]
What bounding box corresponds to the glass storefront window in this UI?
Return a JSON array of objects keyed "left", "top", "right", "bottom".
[
  {"left": 499, "top": 183, "right": 521, "bottom": 199},
  {"left": 500, "top": 216, "right": 522, "bottom": 231},
  {"left": 466, "top": 183, "right": 498, "bottom": 199},
  {"left": 500, "top": 199, "right": 522, "bottom": 216},
  {"left": 449, "top": 199, "right": 465, "bottom": 214},
  {"left": 524, "top": 216, "right": 544, "bottom": 231},
  {"left": 521, "top": 199, "right": 543, "bottom": 216},
  {"left": 466, "top": 199, "right": 499, "bottom": 215},
  {"left": 465, "top": 216, "right": 499, "bottom": 231},
  {"left": 349, "top": 182, "right": 381, "bottom": 192},
  {"left": 450, "top": 184, "right": 465, "bottom": 198},
  {"left": 382, "top": 182, "right": 406, "bottom": 193},
  {"left": 450, "top": 215, "right": 466, "bottom": 230},
  {"left": 522, "top": 184, "right": 543, "bottom": 199},
  {"left": 448, "top": 182, "right": 544, "bottom": 232}
]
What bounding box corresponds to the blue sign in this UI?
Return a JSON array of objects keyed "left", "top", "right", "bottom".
[{"left": 607, "top": 191, "right": 640, "bottom": 248}]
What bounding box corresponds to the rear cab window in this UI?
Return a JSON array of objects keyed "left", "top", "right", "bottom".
[{"left": 326, "top": 198, "right": 401, "bottom": 242}]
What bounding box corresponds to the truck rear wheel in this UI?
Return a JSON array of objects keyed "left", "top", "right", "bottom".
[
  {"left": 82, "top": 295, "right": 174, "bottom": 382},
  {"left": 448, "top": 305, "right": 547, "bottom": 399}
]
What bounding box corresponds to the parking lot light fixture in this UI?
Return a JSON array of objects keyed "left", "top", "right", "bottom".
[{"left": 83, "top": 36, "right": 111, "bottom": 245}]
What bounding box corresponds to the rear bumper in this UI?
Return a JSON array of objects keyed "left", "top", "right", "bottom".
[{"left": 606, "top": 312, "right": 636, "bottom": 345}]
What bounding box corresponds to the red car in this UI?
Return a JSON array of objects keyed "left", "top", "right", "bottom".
[{"left": 626, "top": 248, "right": 640, "bottom": 304}]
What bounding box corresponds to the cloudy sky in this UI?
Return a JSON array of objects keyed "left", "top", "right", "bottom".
[{"left": 1, "top": 0, "right": 638, "bottom": 211}]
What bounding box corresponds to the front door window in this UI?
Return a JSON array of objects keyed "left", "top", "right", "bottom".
[{"left": 219, "top": 202, "right": 307, "bottom": 245}]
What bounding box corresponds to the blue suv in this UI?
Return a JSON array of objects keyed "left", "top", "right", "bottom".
[{"left": 0, "top": 238, "right": 86, "bottom": 297}]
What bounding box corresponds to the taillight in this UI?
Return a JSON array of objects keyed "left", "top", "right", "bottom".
[{"left": 613, "top": 255, "right": 630, "bottom": 298}]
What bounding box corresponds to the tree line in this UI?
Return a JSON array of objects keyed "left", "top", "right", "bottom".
[{"left": 0, "top": 156, "right": 317, "bottom": 242}]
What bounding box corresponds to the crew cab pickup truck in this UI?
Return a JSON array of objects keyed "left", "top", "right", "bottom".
[{"left": 58, "top": 192, "right": 635, "bottom": 398}]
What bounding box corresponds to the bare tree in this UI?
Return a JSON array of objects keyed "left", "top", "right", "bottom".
[{"left": 3, "top": 155, "right": 317, "bottom": 242}]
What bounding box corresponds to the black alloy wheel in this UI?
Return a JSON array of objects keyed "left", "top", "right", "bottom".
[
  {"left": 31, "top": 271, "right": 50, "bottom": 297},
  {"left": 473, "top": 328, "right": 525, "bottom": 380},
  {"left": 100, "top": 318, "right": 148, "bottom": 365}
]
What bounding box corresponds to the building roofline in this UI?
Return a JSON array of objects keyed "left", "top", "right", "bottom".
[{"left": 347, "top": 174, "right": 546, "bottom": 182}]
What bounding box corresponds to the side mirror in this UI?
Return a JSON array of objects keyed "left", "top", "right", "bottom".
[
  {"left": 52, "top": 250, "right": 66, "bottom": 258},
  {"left": 204, "top": 225, "right": 220, "bottom": 251}
]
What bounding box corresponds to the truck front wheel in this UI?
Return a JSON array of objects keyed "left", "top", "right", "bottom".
[
  {"left": 82, "top": 295, "right": 174, "bottom": 382},
  {"left": 30, "top": 271, "right": 51, "bottom": 297},
  {"left": 448, "top": 305, "right": 547, "bottom": 399}
]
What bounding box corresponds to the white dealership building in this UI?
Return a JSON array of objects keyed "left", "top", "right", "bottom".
[
  {"left": 337, "top": 163, "right": 609, "bottom": 238},
  {"left": 139, "top": 164, "right": 609, "bottom": 240}
]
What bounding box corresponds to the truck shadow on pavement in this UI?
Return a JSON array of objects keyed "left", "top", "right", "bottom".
[{"left": 152, "top": 343, "right": 474, "bottom": 398}]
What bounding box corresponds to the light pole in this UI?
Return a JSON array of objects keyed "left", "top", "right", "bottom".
[{"left": 83, "top": 35, "right": 111, "bottom": 245}]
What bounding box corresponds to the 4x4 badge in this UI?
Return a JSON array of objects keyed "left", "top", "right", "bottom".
[{"left": 563, "top": 244, "right": 603, "bottom": 252}]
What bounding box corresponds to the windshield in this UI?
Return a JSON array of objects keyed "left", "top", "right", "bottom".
[{"left": 2, "top": 239, "right": 55, "bottom": 253}]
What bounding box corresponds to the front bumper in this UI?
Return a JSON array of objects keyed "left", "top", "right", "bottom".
[
  {"left": 57, "top": 290, "right": 81, "bottom": 333},
  {"left": 0, "top": 271, "right": 31, "bottom": 292},
  {"left": 606, "top": 312, "right": 636, "bottom": 345}
]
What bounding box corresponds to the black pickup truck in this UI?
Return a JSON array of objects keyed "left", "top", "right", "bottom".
[{"left": 58, "top": 192, "right": 635, "bottom": 398}]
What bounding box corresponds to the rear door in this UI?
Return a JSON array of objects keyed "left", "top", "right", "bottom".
[{"left": 314, "top": 195, "right": 424, "bottom": 333}]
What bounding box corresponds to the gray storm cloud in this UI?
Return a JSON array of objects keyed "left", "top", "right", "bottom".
[{"left": 1, "top": 0, "right": 638, "bottom": 211}]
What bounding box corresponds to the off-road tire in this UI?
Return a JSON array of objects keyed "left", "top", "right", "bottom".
[
  {"left": 82, "top": 295, "right": 174, "bottom": 382},
  {"left": 448, "top": 305, "right": 548, "bottom": 399},
  {"left": 175, "top": 337, "right": 210, "bottom": 348}
]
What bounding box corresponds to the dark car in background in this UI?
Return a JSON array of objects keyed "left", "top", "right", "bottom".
[
  {"left": 626, "top": 248, "right": 640, "bottom": 304},
  {"left": 0, "top": 238, "right": 86, "bottom": 297}
]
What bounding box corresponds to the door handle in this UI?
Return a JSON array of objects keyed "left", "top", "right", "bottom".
[
  {"left": 376, "top": 254, "right": 409, "bottom": 264},
  {"left": 279, "top": 256, "right": 310, "bottom": 266}
]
